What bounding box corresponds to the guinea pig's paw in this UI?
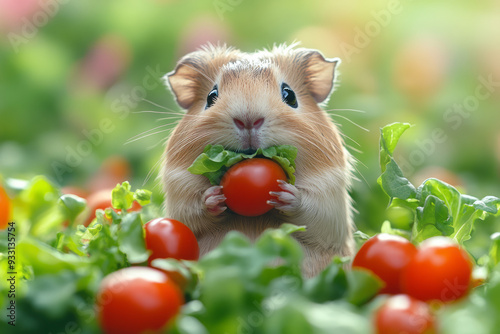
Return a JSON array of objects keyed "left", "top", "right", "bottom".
[
  {"left": 268, "top": 180, "right": 301, "bottom": 215},
  {"left": 203, "top": 185, "right": 227, "bottom": 216}
]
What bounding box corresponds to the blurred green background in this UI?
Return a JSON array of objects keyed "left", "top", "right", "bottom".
[{"left": 1, "top": 0, "right": 499, "bottom": 238}]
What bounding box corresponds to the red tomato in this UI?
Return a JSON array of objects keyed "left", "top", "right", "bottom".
[
  {"left": 221, "top": 158, "right": 287, "bottom": 216},
  {"left": 352, "top": 233, "right": 417, "bottom": 294},
  {"left": 401, "top": 236, "right": 473, "bottom": 302},
  {"left": 144, "top": 218, "right": 199, "bottom": 265},
  {"left": 0, "top": 185, "right": 11, "bottom": 229},
  {"left": 85, "top": 189, "right": 142, "bottom": 226},
  {"left": 96, "top": 266, "right": 183, "bottom": 334},
  {"left": 375, "top": 294, "right": 437, "bottom": 334}
]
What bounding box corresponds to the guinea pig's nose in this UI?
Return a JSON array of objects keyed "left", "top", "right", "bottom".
[{"left": 234, "top": 117, "right": 265, "bottom": 130}]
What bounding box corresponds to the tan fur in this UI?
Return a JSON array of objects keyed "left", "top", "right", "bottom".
[{"left": 161, "top": 44, "right": 354, "bottom": 277}]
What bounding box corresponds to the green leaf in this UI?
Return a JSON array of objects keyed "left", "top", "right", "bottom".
[
  {"left": 59, "top": 194, "right": 86, "bottom": 223},
  {"left": 279, "top": 223, "right": 307, "bottom": 235},
  {"left": 379, "top": 122, "right": 412, "bottom": 173},
  {"left": 376, "top": 121, "right": 500, "bottom": 246},
  {"left": 303, "top": 259, "right": 348, "bottom": 303},
  {"left": 419, "top": 179, "right": 462, "bottom": 221},
  {"left": 200, "top": 224, "right": 304, "bottom": 281},
  {"left": 416, "top": 179, "right": 500, "bottom": 244},
  {"left": 264, "top": 296, "right": 371, "bottom": 334},
  {"left": 489, "top": 233, "right": 500, "bottom": 271},
  {"left": 255, "top": 225, "right": 305, "bottom": 268},
  {"left": 17, "top": 176, "right": 65, "bottom": 239},
  {"left": 118, "top": 212, "right": 149, "bottom": 263},
  {"left": 440, "top": 265, "right": 500, "bottom": 334},
  {"left": 111, "top": 182, "right": 134, "bottom": 211},
  {"left": 378, "top": 158, "right": 416, "bottom": 200},
  {"left": 187, "top": 144, "right": 298, "bottom": 185},
  {"left": 345, "top": 268, "right": 384, "bottom": 306},
  {"left": 151, "top": 258, "right": 200, "bottom": 293},
  {"left": 133, "top": 189, "right": 152, "bottom": 206},
  {"left": 171, "top": 315, "right": 209, "bottom": 334},
  {"left": 389, "top": 197, "right": 420, "bottom": 212},
  {"left": 473, "top": 196, "right": 500, "bottom": 215},
  {"left": 17, "top": 239, "right": 90, "bottom": 276},
  {"left": 55, "top": 232, "right": 86, "bottom": 256},
  {"left": 86, "top": 222, "right": 127, "bottom": 275},
  {"left": 413, "top": 195, "right": 454, "bottom": 243},
  {"left": 380, "top": 220, "right": 411, "bottom": 239},
  {"left": 353, "top": 230, "right": 370, "bottom": 250},
  {"left": 25, "top": 270, "right": 79, "bottom": 317}
]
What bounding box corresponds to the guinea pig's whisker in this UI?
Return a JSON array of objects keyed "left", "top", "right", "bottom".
[
  {"left": 338, "top": 132, "right": 361, "bottom": 147},
  {"left": 171, "top": 132, "right": 217, "bottom": 152},
  {"left": 345, "top": 144, "right": 363, "bottom": 154},
  {"left": 302, "top": 110, "right": 368, "bottom": 133},
  {"left": 146, "top": 141, "right": 165, "bottom": 150},
  {"left": 156, "top": 114, "right": 214, "bottom": 122},
  {"left": 354, "top": 157, "right": 368, "bottom": 171},
  {"left": 353, "top": 164, "right": 371, "bottom": 189},
  {"left": 323, "top": 108, "right": 367, "bottom": 114},
  {"left": 125, "top": 126, "right": 175, "bottom": 145},
  {"left": 125, "top": 122, "right": 175, "bottom": 141},
  {"left": 143, "top": 158, "right": 163, "bottom": 187},
  {"left": 287, "top": 129, "right": 336, "bottom": 160},
  {"left": 329, "top": 114, "right": 369, "bottom": 132},
  {"left": 134, "top": 110, "right": 180, "bottom": 116},
  {"left": 141, "top": 98, "right": 178, "bottom": 112}
]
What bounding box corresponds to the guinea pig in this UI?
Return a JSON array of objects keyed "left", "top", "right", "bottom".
[{"left": 161, "top": 43, "right": 354, "bottom": 277}]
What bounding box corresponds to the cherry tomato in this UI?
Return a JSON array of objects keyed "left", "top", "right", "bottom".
[
  {"left": 96, "top": 266, "right": 183, "bottom": 334},
  {"left": 144, "top": 218, "right": 199, "bottom": 265},
  {"left": 352, "top": 233, "right": 417, "bottom": 294},
  {"left": 401, "top": 236, "right": 472, "bottom": 302},
  {"left": 375, "top": 294, "right": 437, "bottom": 334},
  {"left": 85, "top": 189, "right": 142, "bottom": 226},
  {"left": 221, "top": 158, "right": 287, "bottom": 216},
  {"left": 0, "top": 184, "right": 11, "bottom": 229}
]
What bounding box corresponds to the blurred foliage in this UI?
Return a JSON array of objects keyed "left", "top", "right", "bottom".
[{"left": 0, "top": 0, "right": 499, "bottom": 239}]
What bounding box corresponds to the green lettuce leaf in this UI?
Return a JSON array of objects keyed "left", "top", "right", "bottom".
[
  {"left": 377, "top": 123, "right": 416, "bottom": 200},
  {"left": 111, "top": 181, "right": 134, "bottom": 211},
  {"left": 379, "top": 122, "right": 412, "bottom": 173},
  {"left": 118, "top": 212, "right": 149, "bottom": 264},
  {"left": 378, "top": 123, "right": 500, "bottom": 245},
  {"left": 59, "top": 194, "right": 86, "bottom": 223},
  {"left": 187, "top": 144, "right": 298, "bottom": 185}
]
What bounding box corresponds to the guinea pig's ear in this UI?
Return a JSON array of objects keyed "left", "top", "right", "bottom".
[
  {"left": 164, "top": 55, "right": 205, "bottom": 110},
  {"left": 300, "top": 50, "right": 340, "bottom": 104}
]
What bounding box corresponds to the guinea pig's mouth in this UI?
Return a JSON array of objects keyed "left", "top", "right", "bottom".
[{"left": 233, "top": 148, "right": 258, "bottom": 155}]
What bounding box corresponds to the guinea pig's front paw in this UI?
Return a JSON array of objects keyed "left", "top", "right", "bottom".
[
  {"left": 268, "top": 180, "right": 301, "bottom": 215},
  {"left": 203, "top": 185, "right": 227, "bottom": 216}
]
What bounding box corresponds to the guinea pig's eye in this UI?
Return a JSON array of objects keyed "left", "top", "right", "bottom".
[
  {"left": 206, "top": 85, "right": 218, "bottom": 109},
  {"left": 281, "top": 83, "right": 298, "bottom": 108}
]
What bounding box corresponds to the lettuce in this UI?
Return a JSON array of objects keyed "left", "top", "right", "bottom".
[
  {"left": 187, "top": 144, "right": 298, "bottom": 185},
  {"left": 378, "top": 122, "right": 500, "bottom": 244}
]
